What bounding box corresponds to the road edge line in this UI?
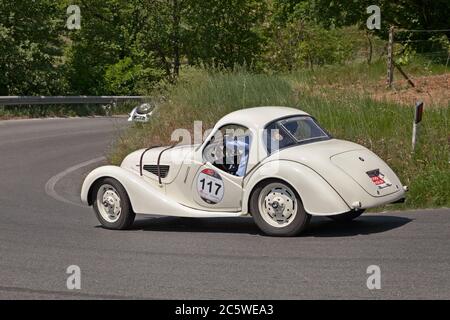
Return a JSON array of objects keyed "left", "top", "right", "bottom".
[{"left": 44, "top": 156, "right": 106, "bottom": 208}]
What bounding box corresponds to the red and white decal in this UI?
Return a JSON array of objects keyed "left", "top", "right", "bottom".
[{"left": 367, "top": 170, "right": 392, "bottom": 189}]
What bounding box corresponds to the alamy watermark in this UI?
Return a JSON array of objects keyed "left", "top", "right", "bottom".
[
  {"left": 66, "top": 265, "right": 81, "bottom": 290},
  {"left": 366, "top": 265, "right": 381, "bottom": 290},
  {"left": 366, "top": 5, "right": 381, "bottom": 30},
  {"left": 66, "top": 5, "right": 81, "bottom": 30}
]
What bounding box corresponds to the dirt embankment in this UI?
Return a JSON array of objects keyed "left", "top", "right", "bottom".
[{"left": 373, "top": 74, "right": 449, "bottom": 107}]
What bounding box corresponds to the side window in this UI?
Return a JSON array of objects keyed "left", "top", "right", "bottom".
[
  {"left": 264, "top": 122, "right": 295, "bottom": 154},
  {"left": 264, "top": 116, "right": 330, "bottom": 154},
  {"left": 281, "top": 117, "right": 328, "bottom": 142},
  {"left": 202, "top": 124, "right": 251, "bottom": 177}
]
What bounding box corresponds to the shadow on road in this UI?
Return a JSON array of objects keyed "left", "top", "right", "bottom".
[
  {"left": 126, "top": 215, "right": 412, "bottom": 237},
  {"left": 131, "top": 216, "right": 261, "bottom": 235},
  {"left": 304, "top": 215, "right": 412, "bottom": 237}
]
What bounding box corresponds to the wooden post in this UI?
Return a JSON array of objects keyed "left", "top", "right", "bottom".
[
  {"left": 386, "top": 26, "right": 395, "bottom": 88},
  {"left": 446, "top": 51, "right": 449, "bottom": 68}
]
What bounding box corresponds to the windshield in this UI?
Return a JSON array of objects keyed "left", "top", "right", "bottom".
[{"left": 264, "top": 116, "right": 331, "bottom": 154}]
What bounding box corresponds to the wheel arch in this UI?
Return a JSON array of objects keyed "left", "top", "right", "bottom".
[
  {"left": 81, "top": 166, "right": 137, "bottom": 210},
  {"left": 247, "top": 177, "right": 303, "bottom": 214},
  {"left": 87, "top": 176, "right": 117, "bottom": 206}
]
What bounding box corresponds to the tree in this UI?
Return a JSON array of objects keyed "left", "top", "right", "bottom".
[
  {"left": 264, "top": 0, "right": 357, "bottom": 70},
  {"left": 0, "top": 0, "right": 66, "bottom": 95},
  {"left": 292, "top": 0, "right": 450, "bottom": 39},
  {"left": 65, "top": 0, "right": 147, "bottom": 94},
  {"left": 184, "top": 0, "right": 267, "bottom": 68},
  {"left": 134, "top": 0, "right": 187, "bottom": 79}
]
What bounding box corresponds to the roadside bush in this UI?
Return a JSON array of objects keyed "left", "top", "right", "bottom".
[
  {"left": 264, "top": 22, "right": 368, "bottom": 71},
  {"left": 104, "top": 57, "right": 164, "bottom": 95}
]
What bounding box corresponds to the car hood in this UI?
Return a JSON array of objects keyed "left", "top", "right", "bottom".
[
  {"left": 273, "top": 139, "right": 403, "bottom": 198},
  {"left": 121, "top": 144, "right": 196, "bottom": 183}
]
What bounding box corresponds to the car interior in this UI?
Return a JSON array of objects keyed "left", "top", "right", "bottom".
[{"left": 203, "top": 125, "right": 251, "bottom": 177}]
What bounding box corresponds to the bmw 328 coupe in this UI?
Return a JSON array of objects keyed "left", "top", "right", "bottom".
[{"left": 81, "top": 106, "right": 407, "bottom": 236}]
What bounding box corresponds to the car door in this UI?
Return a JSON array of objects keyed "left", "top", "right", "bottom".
[{"left": 190, "top": 124, "right": 252, "bottom": 211}]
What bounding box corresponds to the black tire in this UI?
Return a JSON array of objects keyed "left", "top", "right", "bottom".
[
  {"left": 250, "top": 179, "right": 310, "bottom": 237},
  {"left": 92, "top": 178, "right": 135, "bottom": 230},
  {"left": 328, "top": 209, "right": 365, "bottom": 222}
]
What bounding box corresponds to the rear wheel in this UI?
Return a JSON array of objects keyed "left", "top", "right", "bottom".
[
  {"left": 328, "top": 209, "right": 365, "bottom": 222},
  {"left": 250, "top": 180, "right": 310, "bottom": 236},
  {"left": 92, "top": 178, "right": 135, "bottom": 230}
]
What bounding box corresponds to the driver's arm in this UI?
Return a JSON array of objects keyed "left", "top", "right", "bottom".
[{"left": 224, "top": 137, "right": 249, "bottom": 177}]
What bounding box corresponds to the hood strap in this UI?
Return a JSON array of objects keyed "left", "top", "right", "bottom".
[{"left": 139, "top": 145, "right": 161, "bottom": 176}]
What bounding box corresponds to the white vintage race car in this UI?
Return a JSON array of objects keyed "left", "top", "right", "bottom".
[
  {"left": 128, "top": 103, "right": 156, "bottom": 123},
  {"left": 81, "top": 106, "right": 407, "bottom": 236}
]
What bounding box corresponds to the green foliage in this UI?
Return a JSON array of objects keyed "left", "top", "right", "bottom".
[
  {"left": 184, "top": 0, "right": 267, "bottom": 68},
  {"left": 269, "top": 0, "right": 450, "bottom": 54},
  {"left": 265, "top": 21, "right": 359, "bottom": 70},
  {"left": 104, "top": 57, "right": 164, "bottom": 95},
  {"left": 290, "top": 0, "right": 450, "bottom": 35},
  {"left": 0, "top": 0, "right": 67, "bottom": 95},
  {"left": 64, "top": 0, "right": 150, "bottom": 94},
  {"left": 1, "top": 0, "right": 449, "bottom": 98},
  {"left": 133, "top": 0, "right": 183, "bottom": 78}
]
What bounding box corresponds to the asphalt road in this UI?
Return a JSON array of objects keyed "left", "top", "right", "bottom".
[{"left": 0, "top": 117, "right": 449, "bottom": 299}]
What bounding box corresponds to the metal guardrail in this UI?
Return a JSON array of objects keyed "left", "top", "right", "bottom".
[{"left": 0, "top": 96, "right": 148, "bottom": 106}]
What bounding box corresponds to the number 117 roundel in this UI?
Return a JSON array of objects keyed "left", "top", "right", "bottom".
[
  {"left": 81, "top": 106, "right": 407, "bottom": 236},
  {"left": 197, "top": 168, "right": 224, "bottom": 204}
]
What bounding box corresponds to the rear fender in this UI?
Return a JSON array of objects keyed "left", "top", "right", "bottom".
[{"left": 242, "top": 160, "right": 351, "bottom": 216}]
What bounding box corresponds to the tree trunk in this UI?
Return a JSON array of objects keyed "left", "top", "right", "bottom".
[{"left": 172, "top": 0, "right": 181, "bottom": 77}]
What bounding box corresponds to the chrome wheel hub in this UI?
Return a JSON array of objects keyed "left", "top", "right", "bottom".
[
  {"left": 258, "top": 183, "right": 297, "bottom": 228},
  {"left": 97, "top": 184, "right": 121, "bottom": 223}
]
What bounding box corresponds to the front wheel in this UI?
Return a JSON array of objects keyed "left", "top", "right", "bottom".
[
  {"left": 250, "top": 180, "right": 310, "bottom": 237},
  {"left": 327, "top": 209, "right": 365, "bottom": 222},
  {"left": 92, "top": 178, "right": 135, "bottom": 230}
]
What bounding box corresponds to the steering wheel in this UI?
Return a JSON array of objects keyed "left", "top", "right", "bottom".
[{"left": 203, "top": 142, "right": 233, "bottom": 171}]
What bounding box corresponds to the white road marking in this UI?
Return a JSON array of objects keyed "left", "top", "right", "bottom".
[{"left": 45, "top": 156, "right": 106, "bottom": 207}]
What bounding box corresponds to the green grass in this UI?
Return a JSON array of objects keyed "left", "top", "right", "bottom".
[
  {"left": 286, "top": 55, "right": 449, "bottom": 89},
  {"left": 110, "top": 65, "right": 449, "bottom": 210},
  {"left": 287, "top": 59, "right": 388, "bottom": 87},
  {"left": 109, "top": 68, "right": 297, "bottom": 163}
]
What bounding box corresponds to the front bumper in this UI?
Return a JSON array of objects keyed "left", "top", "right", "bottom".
[{"left": 128, "top": 113, "right": 150, "bottom": 122}]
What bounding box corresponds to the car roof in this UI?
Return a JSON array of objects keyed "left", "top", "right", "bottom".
[{"left": 215, "top": 106, "right": 310, "bottom": 130}]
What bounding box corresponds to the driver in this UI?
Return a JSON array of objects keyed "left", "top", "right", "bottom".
[{"left": 224, "top": 135, "right": 250, "bottom": 177}]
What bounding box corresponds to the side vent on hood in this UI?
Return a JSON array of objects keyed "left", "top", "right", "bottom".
[{"left": 143, "top": 165, "right": 170, "bottom": 178}]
